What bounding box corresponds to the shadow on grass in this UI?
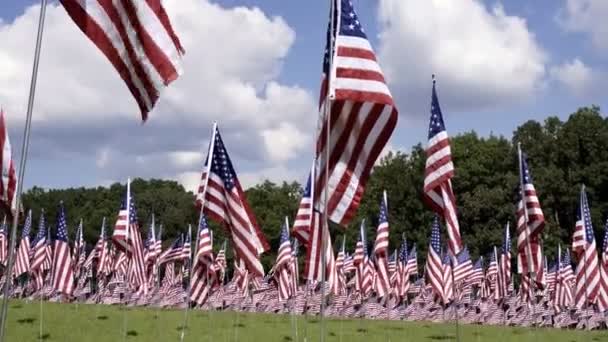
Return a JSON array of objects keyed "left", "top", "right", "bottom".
[
  {"left": 96, "top": 315, "right": 108, "bottom": 320},
  {"left": 472, "top": 331, "right": 483, "bottom": 337},
  {"left": 387, "top": 326, "right": 404, "bottom": 331},
  {"left": 176, "top": 325, "right": 188, "bottom": 332},
  {"left": 308, "top": 319, "right": 318, "bottom": 324},
  {"left": 11, "top": 304, "right": 22, "bottom": 309},
  {"left": 356, "top": 328, "right": 367, "bottom": 333},
  {"left": 16, "top": 317, "right": 35, "bottom": 324},
  {"left": 126, "top": 330, "right": 138, "bottom": 337},
  {"left": 233, "top": 323, "right": 246, "bottom": 328},
  {"left": 283, "top": 336, "right": 293, "bottom": 341},
  {"left": 511, "top": 329, "right": 524, "bottom": 335},
  {"left": 426, "top": 334, "right": 455, "bottom": 340},
  {"left": 329, "top": 332, "right": 336, "bottom": 336},
  {"left": 40, "top": 333, "right": 51, "bottom": 340}
]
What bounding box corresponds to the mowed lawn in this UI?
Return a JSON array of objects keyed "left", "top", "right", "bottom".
[{"left": 2, "top": 300, "right": 607, "bottom": 341}]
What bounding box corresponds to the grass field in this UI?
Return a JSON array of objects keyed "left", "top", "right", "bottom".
[{"left": 2, "top": 300, "right": 607, "bottom": 341}]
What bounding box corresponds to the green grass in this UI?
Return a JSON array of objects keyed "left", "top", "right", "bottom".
[{"left": 3, "top": 299, "right": 607, "bottom": 341}]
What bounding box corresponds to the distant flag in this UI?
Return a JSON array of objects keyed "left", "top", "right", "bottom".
[
  {"left": 501, "top": 222, "right": 512, "bottom": 291},
  {"left": 395, "top": 237, "right": 411, "bottom": 300},
  {"left": 0, "top": 217, "right": 7, "bottom": 266},
  {"left": 554, "top": 243, "right": 573, "bottom": 312},
  {"left": 313, "top": 0, "right": 398, "bottom": 226},
  {"left": 194, "top": 214, "right": 213, "bottom": 267},
  {"left": 275, "top": 218, "right": 294, "bottom": 302},
  {"left": 51, "top": 202, "right": 74, "bottom": 295},
  {"left": 290, "top": 238, "right": 299, "bottom": 295},
  {"left": 423, "top": 78, "right": 463, "bottom": 256},
  {"left": 143, "top": 214, "right": 158, "bottom": 265},
  {"left": 406, "top": 245, "right": 418, "bottom": 277},
  {"left": 189, "top": 215, "right": 216, "bottom": 305},
  {"left": 426, "top": 216, "right": 444, "bottom": 303},
  {"left": 304, "top": 210, "right": 337, "bottom": 294},
  {"left": 14, "top": 209, "right": 32, "bottom": 277},
  {"left": 30, "top": 211, "right": 49, "bottom": 272},
  {"left": 159, "top": 236, "right": 183, "bottom": 265},
  {"left": 486, "top": 251, "right": 498, "bottom": 281},
  {"left": 493, "top": 246, "right": 506, "bottom": 301},
  {"left": 373, "top": 191, "right": 391, "bottom": 298},
  {"left": 292, "top": 164, "right": 314, "bottom": 245},
  {"left": 441, "top": 250, "right": 453, "bottom": 304},
  {"left": 0, "top": 110, "right": 17, "bottom": 213},
  {"left": 467, "top": 258, "right": 483, "bottom": 286},
  {"left": 452, "top": 246, "right": 473, "bottom": 284},
  {"left": 599, "top": 218, "right": 608, "bottom": 312},
  {"left": 516, "top": 146, "right": 545, "bottom": 289},
  {"left": 73, "top": 219, "right": 86, "bottom": 277},
  {"left": 181, "top": 224, "right": 192, "bottom": 262},
  {"left": 572, "top": 185, "right": 600, "bottom": 309},
  {"left": 59, "top": 0, "right": 185, "bottom": 121},
  {"left": 196, "top": 124, "right": 269, "bottom": 276},
  {"left": 96, "top": 217, "right": 110, "bottom": 275}
]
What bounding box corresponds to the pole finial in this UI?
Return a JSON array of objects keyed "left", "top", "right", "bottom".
[{"left": 432, "top": 74, "right": 436, "bottom": 85}]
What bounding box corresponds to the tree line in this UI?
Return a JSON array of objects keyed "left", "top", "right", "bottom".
[{"left": 13, "top": 106, "right": 608, "bottom": 271}]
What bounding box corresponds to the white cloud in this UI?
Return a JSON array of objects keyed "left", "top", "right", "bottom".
[
  {"left": 377, "top": 0, "right": 547, "bottom": 116},
  {"left": 0, "top": 0, "right": 316, "bottom": 188},
  {"left": 550, "top": 58, "right": 593, "bottom": 94},
  {"left": 557, "top": 0, "right": 608, "bottom": 54}
]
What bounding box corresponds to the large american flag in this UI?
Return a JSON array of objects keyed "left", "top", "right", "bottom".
[
  {"left": 423, "top": 79, "right": 462, "bottom": 256},
  {"left": 196, "top": 124, "right": 269, "bottom": 277},
  {"left": 0, "top": 110, "right": 17, "bottom": 214},
  {"left": 516, "top": 148, "right": 545, "bottom": 289},
  {"left": 51, "top": 202, "right": 74, "bottom": 295},
  {"left": 292, "top": 168, "right": 314, "bottom": 245},
  {"left": 113, "top": 183, "right": 147, "bottom": 293},
  {"left": 313, "top": 0, "right": 398, "bottom": 226},
  {"left": 373, "top": 191, "right": 391, "bottom": 298},
  {"left": 0, "top": 217, "right": 7, "bottom": 266},
  {"left": 599, "top": 218, "right": 608, "bottom": 312},
  {"left": 572, "top": 185, "right": 600, "bottom": 309},
  {"left": 426, "top": 216, "right": 445, "bottom": 304},
  {"left": 14, "top": 209, "right": 32, "bottom": 277},
  {"left": 275, "top": 220, "right": 294, "bottom": 302},
  {"left": 59, "top": 0, "right": 184, "bottom": 121}
]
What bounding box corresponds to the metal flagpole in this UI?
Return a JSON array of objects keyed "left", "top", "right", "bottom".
[
  {"left": 122, "top": 179, "right": 132, "bottom": 342},
  {"left": 517, "top": 143, "right": 539, "bottom": 327},
  {"left": 449, "top": 253, "right": 461, "bottom": 342},
  {"left": 320, "top": 1, "right": 337, "bottom": 341},
  {"left": 579, "top": 185, "right": 591, "bottom": 331},
  {"left": 0, "top": 0, "right": 48, "bottom": 340}
]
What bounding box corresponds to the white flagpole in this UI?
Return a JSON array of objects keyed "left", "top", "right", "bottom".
[{"left": 0, "top": 0, "right": 48, "bottom": 340}]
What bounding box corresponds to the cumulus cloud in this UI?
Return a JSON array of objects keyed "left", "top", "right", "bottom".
[
  {"left": 550, "top": 58, "right": 592, "bottom": 94},
  {"left": 0, "top": 0, "right": 316, "bottom": 188},
  {"left": 377, "top": 0, "right": 547, "bottom": 117},
  {"left": 557, "top": 0, "right": 608, "bottom": 55}
]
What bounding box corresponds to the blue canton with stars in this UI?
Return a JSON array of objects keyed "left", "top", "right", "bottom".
[
  {"left": 456, "top": 246, "right": 470, "bottom": 264},
  {"left": 428, "top": 80, "right": 447, "bottom": 140},
  {"left": 199, "top": 213, "right": 209, "bottom": 234},
  {"left": 430, "top": 215, "right": 441, "bottom": 254},
  {"left": 56, "top": 202, "right": 69, "bottom": 243},
  {"left": 378, "top": 197, "right": 388, "bottom": 225},
  {"left": 399, "top": 238, "right": 408, "bottom": 262},
  {"left": 473, "top": 258, "right": 482, "bottom": 270},
  {"left": 33, "top": 212, "right": 46, "bottom": 245},
  {"left": 145, "top": 219, "right": 155, "bottom": 248},
  {"left": 579, "top": 189, "right": 595, "bottom": 244},
  {"left": 22, "top": 211, "right": 32, "bottom": 238},
  {"left": 562, "top": 249, "right": 571, "bottom": 267},
  {"left": 322, "top": 0, "right": 367, "bottom": 75},
  {"left": 603, "top": 218, "right": 608, "bottom": 252},
  {"left": 291, "top": 238, "right": 299, "bottom": 257},
  {"left": 280, "top": 221, "right": 290, "bottom": 245},
  {"left": 503, "top": 224, "right": 511, "bottom": 255},
  {"left": 442, "top": 249, "right": 451, "bottom": 266},
  {"left": 520, "top": 152, "right": 534, "bottom": 185},
  {"left": 359, "top": 220, "right": 368, "bottom": 255},
  {"left": 207, "top": 127, "right": 238, "bottom": 191},
  {"left": 408, "top": 246, "right": 417, "bottom": 261}
]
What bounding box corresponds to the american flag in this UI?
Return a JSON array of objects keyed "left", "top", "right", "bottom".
[
  {"left": 30, "top": 211, "right": 49, "bottom": 272},
  {"left": 572, "top": 185, "right": 600, "bottom": 309},
  {"left": 555, "top": 245, "right": 573, "bottom": 311},
  {"left": 395, "top": 238, "right": 410, "bottom": 299},
  {"left": 373, "top": 191, "right": 391, "bottom": 298},
  {"left": 59, "top": 0, "right": 184, "bottom": 121},
  {"left": 51, "top": 202, "right": 74, "bottom": 295},
  {"left": 502, "top": 222, "right": 512, "bottom": 291},
  {"left": 275, "top": 219, "right": 294, "bottom": 302},
  {"left": 0, "top": 217, "right": 7, "bottom": 266},
  {"left": 0, "top": 110, "right": 17, "bottom": 213},
  {"left": 196, "top": 124, "right": 268, "bottom": 276},
  {"left": 189, "top": 216, "right": 217, "bottom": 306},
  {"left": 304, "top": 210, "right": 337, "bottom": 294},
  {"left": 494, "top": 246, "right": 507, "bottom": 301},
  {"left": 452, "top": 246, "right": 473, "bottom": 284},
  {"left": 113, "top": 182, "right": 147, "bottom": 293},
  {"left": 143, "top": 214, "right": 158, "bottom": 266},
  {"left": 73, "top": 219, "right": 85, "bottom": 277},
  {"left": 159, "top": 236, "right": 183, "bottom": 265},
  {"left": 95, "top": 218, "right": 110, "bottom": 276},
  {"left": 423, "top": 79, "right": 463, "bottom": 256},
  {"left": 441, "top": 251, "right": 453, "bottom": 304},
  {"left": 426, "top": 217, "right": 445, "bottom": 303},
  {"left": 599, "top": 218, "right": 608, "bottom": 312},
  {"left": 290, "top": 238, "right": 300, "bottom": 295},
  {"left": 292, "top": 167, "right": 314, "bottom": 245},
  {"left": 181, "top": 225, "right": 192, "bottom": 262},
  {"left": 406, "top": 245, "right": 418, "bottom": 277},
  {"left": 335, "top": 236, "right": 346, "bottom": 294},
  {"left": 487, "top": 250, "right": 498, "bottom": 281},
  {"left": 313, "top": 0, "right": 398, "bottom": 226},
  {"left": 467, "top": 258, "right": 483, "bottom": 286},
  {"left": 516, "top": 147, "right": 545, "bottom": 289},
  {"left": 14, "top": 209, "right": 32, "bottom": 277},
  {"left": 194, "top": 214, "right": 213, "bottom": 267}
]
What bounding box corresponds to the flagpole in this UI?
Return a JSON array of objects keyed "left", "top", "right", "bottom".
[
  {"left": 579, "top": 185, "right": 591, "bottom": 330},
  {"left": 517, "top": 143, "right": 538, "bottom": 321},
  {"left": 0, "top": 0, "right": 48, "bottom": 339},
  {"left": 320, "top": 1, "right": 337, "bottom": 341}
]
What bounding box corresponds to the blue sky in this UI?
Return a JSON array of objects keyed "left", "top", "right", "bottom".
[{"left": 1, "top": 0, "right": 607, "bottom": 190}]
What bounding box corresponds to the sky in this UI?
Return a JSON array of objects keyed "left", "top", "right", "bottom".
[{"left": 1, "top": 0, "right": 607, "bottom": 192}]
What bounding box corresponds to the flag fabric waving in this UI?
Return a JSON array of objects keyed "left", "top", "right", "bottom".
[
  {"left": 0, "top": 110, "right": 17, "bottom": 213},
  {"left": 196, "top": 124, "right": 269, "bottom": 277},
  {"left": 599, "top": 218, "right": 608, "bottom": 312},
  {"left": 59, "top": 0, "right": 185, "bottom": 121},
  {"left": 516, "top": 148, "right": 545, "bottom": 289},
  {"left": 373, "top": 191, "right": 391, "bottom": 298},
  {"left": 452, "top": 246, "right": 473, "bottom": 284},
  {"left": 423, "top": 79, "right": 462, "bottom": 256},
  {"left": 52, "top": 202, "right": 74, "bottom": 295},
  {"left": 14, "top": 210, "right": 32, "bottom": 277},
  {"left": 292, "top": 166, "right": 314, "bottom": 245},
  {"left": 0, "top": 217, "right": 7, "bottom": 266},
  {"left": 426, "top": 216, "right": 445, "bottom": 303},
  {"left": 313, "top": 0, "right": 398, "bottom": 226},
  {"left": 572, "top": 185, "right": 600, "bottom": 309},
  {"left": 275, "top": 219, "right": 294, "bottom": 302}
]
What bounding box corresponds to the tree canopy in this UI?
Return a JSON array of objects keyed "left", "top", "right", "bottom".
[{"left": 14, "top": 106, "right": 608, "bottom": 270}]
